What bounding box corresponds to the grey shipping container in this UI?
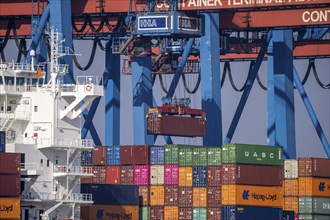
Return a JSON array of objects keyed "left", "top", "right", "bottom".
[
  {"left": 193, "top": 208, "right": 207, "bottom": 220},
  {"left": 299, "top": 197, "right": 330, "bottom": 215},
  {"left": 139, "top": 206, "right": 150, "bottom": 220},
  {"left": 298, "top": 215, "right": 330, "bottom": 220}
]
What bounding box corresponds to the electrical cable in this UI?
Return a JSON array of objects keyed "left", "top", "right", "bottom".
[
  {"left": 72, "top": 16, "right": 88, "bottom": 33},
  {"left": 182, "top": 72, "right": 201, "bottom": 94},
  {"left": 72, "top": 38, "right": 98, "bottom": 71}
]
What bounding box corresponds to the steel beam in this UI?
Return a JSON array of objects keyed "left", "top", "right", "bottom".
[
  {"left": 267, "top": 30, "right": 296, "bottom": 159},
  {"left": 200, "top": 12, "right": 222, "bottom": 146},
  {"left": 131, "top": 56, "right": 154, "bottom": 145}
]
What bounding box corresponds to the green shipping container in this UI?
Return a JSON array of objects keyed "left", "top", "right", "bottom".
[
  {"left": 165, "top": 144, "right": 179, "bottom": 164},
  {"left": 179, "top": 145, "right": 193, "bottom": 166},
  {"left": 193, "top": 147, "right": 208, "bottom": 166},
  {"left": 299, "top": 197, "right": 330, "bottom": 215},
  {"left": 298, "top": 215, "right": 330, "bottom": 220},
  {"left": 207, "top": 147, "right": 221, "bottom": 166},
  {"left": 221, "top": 143, "right": 283, "bottom": 166},
  {"left": 139, "top": 206, "right": 150, "bottom": 220},
  {"left": 193, "top": 208, "right": 207, "bottom": 220}
]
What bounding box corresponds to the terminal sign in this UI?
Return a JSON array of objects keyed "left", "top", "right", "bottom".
[
  {"left": 178, "top": 16, "right": 199, "bottom": 31},
  {"left": 138, "top": 16, "right": 169, "bottom": 30}
]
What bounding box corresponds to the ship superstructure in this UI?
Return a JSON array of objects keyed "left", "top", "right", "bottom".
[{"left": 0, "top": 28, "right": 103, "bottom": 220}]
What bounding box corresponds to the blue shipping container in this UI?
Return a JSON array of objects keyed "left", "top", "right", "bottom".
[
  {"left": 193, "top": 166, "right": 207, "bottom": 187},
  {"left": 222, "top": 206, "right": 282, "bottom": 220},
  {"left": 0, "top": 131, "right": 5, "bottom": 152},
  {"left": 81, "top": 150, "right": 92, "bottom": 166},
  {"left": 81, "top": 184, "right": 139, "bottom": 205},
  {"left": 106, "top": 145, "right": 120, "bottom": 165},
  {"left": 150, "top": 146, "right": 164, "bottom": 165}
]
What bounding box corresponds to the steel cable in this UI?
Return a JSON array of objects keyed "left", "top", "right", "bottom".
[
  {"left": 182, "top": 72, "right": 201, "bottom": 94},
  {"left": 310, "top": 59, "right": 330, "bottom": 89},
  {"left": 158, "top": 74, "right": 169, "bottom": 93},
  {"left": 72, "top": 38, "right": 98, "bottom": 71},
  {"left": 72, "top": 16, "right": 89, "bottom": 33},
  {"left": 87, "top": 16, "right": 105, "bottom": 33}
]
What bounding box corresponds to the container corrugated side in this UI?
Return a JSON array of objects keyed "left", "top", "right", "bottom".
[
  {"left": 179, "top": 167, "right": 193, "bottom": 186},
  {"left": 179, "top": 207, "right": 193, "bottom": 220},
  {"left": 81, "top": 150, "right": 92, "bottom": 166},
  {"left": 120, "top": 146, "right": 133, "bottom": 165},
  {"left": 0, "top": 153, "right": 20, "bottom": 174},
  {"left": 106, "top": 145, "right": 120, "bottom": 165},
  {"left": 207, "top": 187, "right": 221, "bottom": 207},
  {"left": 284, "top": 159, "right": 298, "bottom": 179},
  {"left": 92, "top": 166, "right": 106, "bottom": 184},
  {"left": 193, "top": 166, "right": 207, "bottom": 187},
  {"left": 179, "top": 187, "right": 193, "bottom": 207},
  {"left": 222, "top": 143, "right": 283, "bottom": 166},
  {"left": 92, "top": 146, "right": 106, "bottom": 165},
  {"left": 192, "top": 146, "right": 207, "bottom": 166},
  {"left": 164, "top": 206, "right": 178, "bottom": 220},
  {"left": 105, "top": 166, "right": 120, "bottom": 184},
  {"left": 282, "top": 210, "right": 295, "bottom": 220},
  {"left": 283, "top": 196, "right": 299, "bottom": 214},
  {"left": 298, "top": 177, "right": 330, "bottom": 197},
  {"left": 178, "top": 145, "right": 193, "bottom": 166},
  {"left": 221, "top": 163, "right": 282, "bottom": 186},
  {"left": 139, "top": 206, "right": 150, "bottom": 220},
  {"left": 164, "top": 164, "right": 179, "bottom": 185},
  {"left": 193, "top": 187, "right": 207, "bottom": 207},
  {"left": 120, "top": 165, "right": 134, "bottom": 185},
  {"left": 150, "top": 185, "right": 164, "bottom": 206},
  {"left": 221, "top": 205, "right": 282, "bottom": 220},
  {"left": 221, "top": 185, "right": 283, "bottom": 207},
  {"left": 80, "top": 205, "right": 139, "bottom": 220},
  {"left": 164, "top": 144, "right": 179, "bottom": 164},
  {"left": 207, "top": 166, "right": 221, "bottom": 186},
  {"left": 299, "top": 197, "right": 330, "bottom": 215},
  {"left": 150, "top": 206, "right": 164, "bottom": 220},
  {"left": 150, "top": 165, "right": 164, "bottom": 185},
  {"left": 193, "top": 208, "right": 207, "bottom": 220},
  {"left": 138, "top": 186, "right": 149, "bottom": 205},
  {"left": 164, "top": 185, "right": 178, "bottom": 206},
  {"left": 133, "top": 165, "right": 150, "bottom": 185},
  {"left": 298, "top": 158, "right": 330, "bottom": 178},
  {"left": 207, "top": 147, "right": 221, "bottom": 166},
  {"left": 150, "top": 146, "right": 164, "bottom": 165},
  {"left": 283, "top": 179, "right": 299, "bottom": 196},
  {"left": 133, "top": 145, "right": 150, "bottom": 165},
  {"left": 0, "top": 197, "right": 20, "bottom": 219},
  {"left": 298, "top": 214, "right": 330, "bottom": 220},
  {"left": 207, "top": 207, "right": 221, "bottom": 220},
  {"left": 0, "top": 174, "right": 20, "bottom": 197}
]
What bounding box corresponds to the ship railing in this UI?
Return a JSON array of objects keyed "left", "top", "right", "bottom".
[
  {"left": 0, "top": 85, "right": 38, "bottom": 93},
  {"left": 76, "top": 75, "right": 103, "bottom": 86},
  {"left": 14, "top": 137, "right": 94, "bottom": 148},
  {"left": 54, "top": 165, "right": 93, "bottom": 175},
  {"left": 21, "top": 163, "right": 42, "bottom": 171},
  {"left": 60, "top": 84, "right": 77, "bottom": 92},
  {"left": 61, "top": 193, "right": 93, "bottom": 203},
  {"left": 0, "top": 62, "right": 44, "bottom": 71}
]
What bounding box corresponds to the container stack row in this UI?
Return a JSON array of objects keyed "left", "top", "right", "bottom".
[
  {"left": 283, "top": 158, "right": 330, "bottom": 220},
  {"left": 0, "top": 152, "right": 21, "bottom": 220}
]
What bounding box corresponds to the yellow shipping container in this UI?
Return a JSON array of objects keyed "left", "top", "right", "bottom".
[
  {"left": 164, "top": 206, "right": 178, "bottom": 220},
  {"left": 0, "top": 197, "right": 20, "bottom": 219},
  {"left": 283, "top": 179, "right": 298, "bottom": 196},
  {"left": 298, "top": 177, "right": 330, "bottom": 197},
  {"left": 150, "top": 185, "right": 165, "bottom": 206},
  {"left": 283, "top": 196, "right": 299, "bottom": 214},
  {"left": 193, "top": 187, "right": 207, "bottom": 207},
  {"left": 222, "top": 185, "right": 282, "bottom": 207},
  {"left": 179, "top": 167, "right": 193, "bottom": 187}
]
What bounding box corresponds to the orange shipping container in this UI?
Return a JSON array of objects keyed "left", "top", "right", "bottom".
[
  {"left": 81, "top": 205, "right": 139, "bottom": 220},
  {"left": 283, "top": 196, "right": 299, "bottom": 214},
  {"left": 164, "top": 206, "right": 179, "bottom": 220},
  {"left": 193, "top": 187, "right": 207, "bottom": 207},
  {"left": 179, "top": 167, "right": 193, "bottom": 186},
  {"left": 0, "top": 198, "right": 20, "bottom": 219},
  {"left": 106, "top": 166, "right": 121, "bottom": 184},
  {"left": 222, "top": 185, "right": 283, "bottom": 207},
  {"left": 150, "top": 185, "right": 165, "bottom": 206},
  {"left": 283, "top": 179, "right": 298, "bottom": 196},
  {"left": 298, "top": 177, "right": 330, "bottom": 197}
]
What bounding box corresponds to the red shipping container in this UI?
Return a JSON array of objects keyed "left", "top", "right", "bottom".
[
  {"left": 207, "top": 187, "right": 221, "bottom": 207},
  {"left": 120, "top": 146, "right": 133, "bottom": 165},
  {"left": 81, "top": 177, "right": 93, "bottom": 184},
  {"left": 120, "top": 165, "right": 134, "bottom": 185},
  {"left": 298, "top": 158, "right": 330, "bottom": 178},
  {"left": 165, "top": 185, "right": 179, "bottom": 206},
  {"left": 0, "top": 174, "right": 20, "bottom": 197},
  {"left": 179, "top": 207, "right": 193, "bottom": 220},
  {"left": 93, "top": 166, "right": 106, "bottom": 184},
  {"left": 207, "top": 166, "right": 221, "bottom": 186},
  {"left": 92, "top": 146, "right": 106, "bottom": 165},
  {"left": 134, "top": 165, "right": 150, "bottom": 185},
  {"left": 0, "top": 153, "right": 20, "bottom": 174},
  {"left": 138, "top": 186, "right": 150, "bottom": 205},
  {"left": 178, "top": 187, "right": 193, "bottom": 207},
  {"left": 150, "top": 206, "right": 164, "bottom": 220},
  {"left": 164, "top": 164, "right": 179, "bottom": 185},
  {"left": 133, "top": 145, "right": 150, "bottom": 165},
  {"left": 207, "top": 207, "right": 221, "bottom": 220},
  {"left": 105, "top": 166, "right": 120, "bottom": 184}
]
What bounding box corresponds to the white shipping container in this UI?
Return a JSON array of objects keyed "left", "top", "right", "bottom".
[
  {"left": 284, "top": 159, "right": 298, "bottom": 179},
  {"left": 150, "top": 165, "right": 164, "bottom": 185}
]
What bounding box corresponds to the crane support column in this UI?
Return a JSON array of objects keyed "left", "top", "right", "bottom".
[
  {"left": 104, "top": 41, "right": 121, "bottom": 146},
  {"left": 200, "top": 13, "right": 222, "bottom": 146},
  {"left": 267, "top": 30, "right": 296, "bottom": 159},
  {"left": 131, "top": 56, "right": 154, "bottom": 145},
  {"left": 49, "top": 0, "right": 74, "bottom": 83}
]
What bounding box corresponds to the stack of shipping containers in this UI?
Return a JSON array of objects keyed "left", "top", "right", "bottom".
[
  {"left": 283, "top": 159, "right": 299, "bottom": 218},
  {"left": 221, "top": 143, "right": 283, "bottom": 220},
  {"left": 0, "top": 131, "right": 21, "bottom": 220}
]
